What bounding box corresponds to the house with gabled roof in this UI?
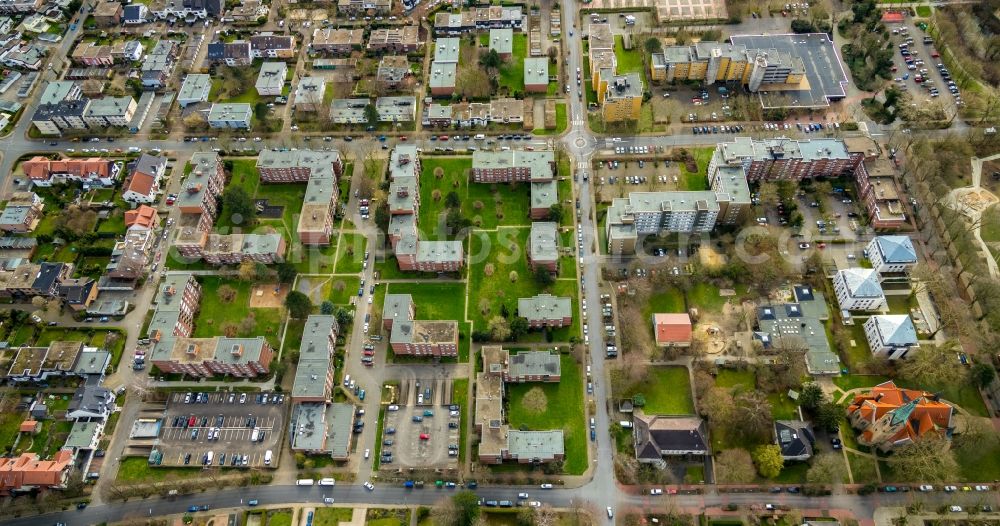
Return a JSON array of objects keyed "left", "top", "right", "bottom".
[
  {"left": 633, "top": 414, "right": 709, "bottom": 468},
  {"left": 847, "top": 380, "right": 954, "bottom": 451}
]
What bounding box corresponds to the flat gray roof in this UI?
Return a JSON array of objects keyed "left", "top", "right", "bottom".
[
  {"left": 518, "top": 293, "right": 571, "bottom": 321},
  {"left": 729, "top": 33, "right": 848, "bottom": 108},
  {"left": 529, "top": 221, "right": 559, "bottom": 262},
  {"left": 524, "top": 57, "right": 548, "bottom": 86},
  {"left": 291, "top": 315, "right": 337, "bottom": 399},
  {"left": 433, "top": 38, "right": 461, "bottom": 63},
  {"left": 507, "top": 430, "right": 564, "bottom": 460},
  {"left": 508, "top": 350, "right": 560, "bottom": 378}
]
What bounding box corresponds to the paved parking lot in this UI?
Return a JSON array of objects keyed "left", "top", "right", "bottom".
[
  {"left": 380, "top": 379, "right": 460, "bottom": 470},
  {"left": 154, "top": 391, "right": 286, "bottom": 468}
]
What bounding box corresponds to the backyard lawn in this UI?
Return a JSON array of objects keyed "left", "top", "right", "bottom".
[
  {"left": 679, "top": 147, "right": 715, "bottom": 191},
  {"left": 468, "top": 228, "right": 579, "bottom": 341},
  {"left": 291, "top": 244, "right": 338, "bottom": 274},
  {"left": 506, "top": 354, "right": 587, "bottom": 474},
  {"left": 193, "top": 277, "right": 284, "bottom": 349},
  {"left": 327, "top": 276, "right": 362, "bottom": 305},
  {"left": 256, "top": 183, "right": 307, "bottom": 238},
  {"left": 497, "top": 34, "right": 528, "bottom": 93},
  {"left": 452, "top": 378, "right": 469, "bottom": 462},
  {"left": 641, "top": 287, "right": 685, "bottom": 321},
  {"left": 217, "top": 159, "right": 261, "bottom": 230},
  {"left": 622, "top": 366, "right": 695, "bottom": 415},
  {"left": 418, "top": 157, "right": 531, "bottom": 238},
  {"left": 714, "top": 368, "right": 756, "bottom": 390},
  {"left": 265, "top": 509, "right": 294, "bottom": 526},
  {"left": 334, "top": 233, "right": 368, "bottom": 274},
  {"left": 613, "top": 35, "right": 644, "bottom": 76},
  {"left": 116, "top": 457, "right": 201, "bottom": 483},
  {"left": 313, "top": 508, "right": 355, "bottom": 526},
  {"left": 533, "top": 103, "right": 568, "bottom": 136}
]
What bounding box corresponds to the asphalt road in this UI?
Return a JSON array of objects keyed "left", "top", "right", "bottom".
[{"left": 9, "top": 482, "right": 1000, "bottom": 526}]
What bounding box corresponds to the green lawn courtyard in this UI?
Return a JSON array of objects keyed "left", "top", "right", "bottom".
[
  {"left": 506, "top": 354, "right": 587, "bottom": 474},
  {"left": 418, "top": 157, "right": 531, "bottom": 238},
  {"left": 497, "top": 34, "right": 528, "bottom": 94},
  {"left": 193, "top": 277, "right": 284, "bottom": 349},
  {"left": 613, "top": 35, "right": 645, "bottom": 76},
  {"left": 621, "top": 366, "right": 695, "bottom": 415},
  {"left": 468, "top": 228, "right": 579, "bottom": 342},
  {"left": 384, "top": 281, "right": 471, "bottom": 361},
  {"left": 334, "top": 232, "right": 368, "bottom": 274}
]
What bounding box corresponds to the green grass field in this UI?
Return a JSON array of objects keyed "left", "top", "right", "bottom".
[
  {"left": 468, "top": 228, "right": 579, "bottom": 341},
  {"left": 679, "top": 147, "right": 714, "bottom": 190},
  {"left": 506, "top": 354, "right": 587, "bottom": 474},
  {"left": 452, "top": 378, "right": 469, "bottom": 462},
  {"left": 641, "top": 287, "right": 685, "bottom": 320},
  {"left": 290, "top": 244, "right": 338, "bottom": 274},
  {"left": 334, "top": 233, "right": 367, "bottom": 274},
  {"left": 613, "top": 35, "right": 644, "bottom": 76},
  {"left": 980, "top": 204, "right": 1000, "bottom": 242},
  {"left": 533, "top": 103, "right": 568, "bottom": 135},
  {"left": 314, "top": 508, "right": 355, "bottom": 526},
  {"left": 217, "top": 159, "right": 261, "bottom": 230},
  {"left": 327, "top": 276, "right": 363, "bottom": 305},
  {"left": 193, "top": 277, "right": 284, "bottom": 349},
  {"left": 266, "top": 509, "right": 293, "bottom": 526},
  {"left": 914, "top": 5, "right": 932, "bottom": 16},
  {"left": 418, "top": 157, "right": 531, "bottom": 238},
  {"left": 629, "top": 366, "right": 695, "bottom": 415},
  {"left": 498, "top": 34, "right": 528, "bottom": 93},
  {"left": 116, "top": 457, "right": 202, "bottom": 483},
  {"left": 714, "top": 369, "right": 756, "bottom": 390},
  {"left": 257, "top": 183, "right": 307, "bottom": 237}
]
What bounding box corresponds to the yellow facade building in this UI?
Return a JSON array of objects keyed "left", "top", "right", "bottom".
[{"left": 650, "top": 41, "right": 806, "bottom": 92}]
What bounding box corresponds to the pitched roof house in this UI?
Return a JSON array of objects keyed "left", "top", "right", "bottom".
[
  {"left": 633, "top": 414, "right": 709, "bottom": 468},
  {"left": 847, "top": 380, "right": 954, "bottom": 451}
]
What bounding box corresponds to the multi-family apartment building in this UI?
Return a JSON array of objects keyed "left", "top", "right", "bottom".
[
  {"left": 471, "top": 150, "right": 555, "bottom": 183},
  {"left": 652, "top": 42, "right": 800, "bottom": 89},
  {"left": 311, "top": 28, "right": 365, "bottom": 55},
  {"left": 377, "top": 55, "right": 411, "bottom": 90},
  {"left": 518, "top": 293, "right": 572, "bottom": 328},
  {"left": 528, "top": 221, "right": 559, "bottom": 272},
  {"left": 866, "top": 235, "right": 917, "bottom": 275},
  {"left": 0, "top": 192, "right": 43, "bottom": 233},
  {"left": 854, "top": 158, "right": 907, "bottom": 230},
  {"left": 178, "top": 74, "right": 212, "bottom": 107},
  {"left": 81, "top": 96, "right": 136, "bottom": 128},
  {"left": 207, "top": 103, "right": 252, "bottom": 129},
  {"left": 864, "top": 315, "right": 919, "bottom": 360},
  {"left": 367, "top": 26, "right": 422, "bottom": 53},
  {"left": 177, "top": 152, "right": 225, "bottom": 227},
  {"left": 477, "top": 346, "right": 565, "bottom": 465},
  {"left": 0, "top": 451, "right": 74, "bottom": 494},
  {"left": 250, "top": 35, "right": 296, "bottom": 59},
  {"left": 255, "top": 61, "right": 287, "bottom": 96},
  {"left": 833, "top": 268, "right": 886, "bottom": 312},
  {"left": 147, "top": 273, "right": 201, "bottom": 342},
  {"left": 337, "top": 0, "right": 390, "bottom": 15},
  {"left": 257, "top": 149, "right": 343, "bottom": 245},
  {"left": 432, "top": 6, "right": 523, "bottom": 35},
  {"left": 21, "top": 157, "right": 121, "bottom": 187},
  {"left": 290, "top": 315, "right": 339, "bottom": 403},
  {"left": 383, "top": 294, "right": 459, "bottom": 357},
  {"left": 709, "top": 136, "right": 864, "bottom": 182},
  {"left": 206, "top": 41, "right": 252, "bottom": 66},
  {"left": 150, "top": 336, "right": 274, "bottom": 378}
]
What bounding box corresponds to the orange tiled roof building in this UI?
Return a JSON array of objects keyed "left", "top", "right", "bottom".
[
  {"left": 0, "top": 450, "right": 73, "bottom": 494},
  {"left": 847, "top": 380, "right": 954, "bottom": 451}
]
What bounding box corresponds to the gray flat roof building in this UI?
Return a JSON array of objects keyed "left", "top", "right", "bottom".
[
  {"left": 506, "top": 430, "right": 564, "bottom": 461},
  {"left": 530, "top": 180, "right": 557, "bottom": 210},
  {"left": 429, "top": 62, "right": 457, "bottom": 90},
  {"left": 529, "top": 221, "right": 559, "bottom": 263},
  {"left": 756, "top": 284, "right": 839, "bottom": 375},
  {"left": 508, "top": 350, "right": 560, "bottom": 379},
  {"left": 489, "top": 28, "right": 513, "bottom": 55},
  {"left": 329, "top": 98, "right": 369, "bottom": 124},
  {"left": 291, "top": 315, "right": 338, "bottom": 401},
  {"left": 375, "top": 96, "right": 416, "bottom": 122},
  {"left": 524, "top": 57, "right": 548, "bottom": 87},
  {"left": 177, "top": 74, "right": 211, "bottom": 107},
  {"left": 433, "top": 38, "right": 461, "bottom": 63},
  {"left": 518, "top": 294, "right": 571, "bottom": 321}
]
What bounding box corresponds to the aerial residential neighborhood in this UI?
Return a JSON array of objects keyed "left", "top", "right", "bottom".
[{"left": 0, "top": 0, "right": 996, "bottom": 524}]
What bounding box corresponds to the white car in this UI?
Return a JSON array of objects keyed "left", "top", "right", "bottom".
[
  {"left": 518, "top": 493, "right": 529, "bottom": 499},
  {"left": 540, "top": 483, "right": 553, "bottom": 489},
  {"left": 364, "top": 481, "right": 375, "bottom": 491},
  {"left": 528, "top": 501, "right": 541, "bottom": 508},
  {"left": 918, "top": 485, "right": 934, "bottom": 492},
  {"left": 324, "top": 497, "right": 335, "bottom": 504},
  {"left": 649, "top": 488, "right": 663, "bottom": 495},
  {"left": 949, "top": 506, "right": 963, "bottom": 513},
  {"left": 387, "top": 405, "right": 399, "bottom": 411},
  {"left": 944, "top": 485, "right": 958, "bottom": 492},
  {"left": 364, "top": 448, "right": 370, "bottom": 459},
  {"left": 975, "top": 485, "right": 991, "bottom": 491}
]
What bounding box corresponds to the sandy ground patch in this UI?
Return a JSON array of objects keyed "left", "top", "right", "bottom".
[{"left": 250, "top": 283, "right": 290, "bottom": 308}]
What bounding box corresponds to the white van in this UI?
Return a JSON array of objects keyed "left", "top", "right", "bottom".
[
  {"left": 318, "top": 478, "right": 336, "bottom": 486},
  {"left": 619, "top": 421, "right": 633, "bottom": 429},
  {"left": 296, "top": 479, "right": 315, "bottom": 486},
  {"left": 205, "top": 451, "right": 214, "bottom": 465},
  {"left": 264, "top": 450, "right": 273, "bottom": 465},
  {"left": 250, "top": 428, "right": 260, "bottom": 442},
  {"left": 474, "top": 134, "right": 485, "bottom": 140}
]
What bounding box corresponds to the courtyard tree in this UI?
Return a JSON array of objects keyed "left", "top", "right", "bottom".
[
  {"left": 644, "top": 36, "right": 663, "bottom": 55},
  {"left": 222, "top": 186, "right": 256, "bottom": 226},
  {"left": 888, "top": 435, "right": 959, "bottom": 483},
  {"left": 456, "top": 68, "right": 493, "bottom": 99},
  {"left": 806, "top": 452, "right": 846, "bottom": 485},
  {"left": 364, "top": 104, "right": 380, "bottom": 125},
  {"left": 284, "top": 291, "right": 313, "bottom": 319},
  {"left": 548, "top": 204, "right": 564, "bottom": 223},
  {"left": 320, "top": 301, "right": 335, "bottom": 315},
  {"left": 752, "top": 444, "right": 784, "bottom": 479},
  {"left": 534, "top": 266, "right": 555, "bottom": 286},
  {"left": 217, "top": 284, "right": 238, "bottom": 303},
  {"left": 730, "top": 390, "right": 774, "bottom": 442},
  {"left": 898, "top": 339, "right": 967, "bottom": 388},
  {"left": 445, "top": 191, "right": 461, "bottom": 209},
  {"left": 480, "top": 49, "right": 503, "bottom": 70},
  {"left": 970, "top": 362, "right": 997, "bottom": 388},
  {"left": 238, "top": 260, "right": 259, "bottom": 282},
  {"left": 276, "top": 262, "right": 297, "bottom": 283},
  {"left": 714, "top": 448, "right": 756, "bottom": 483},
  {"left": 814, "top": 400, "right": 841, "bottom": 432},
  {"left": 798, "top": 382, "right": 826, "bottom": 411},
  {"left": 488, "top": 315, "right": 511, "bottom": 341},
  {"left": 334, "top": 306, "right": 354, "bottom": 327},
  {"left": 509, "top": 316, "right": 530, "bottom": 340},
  {"left": 56, "top": 205, "right": 98, "bottom": 239}
]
